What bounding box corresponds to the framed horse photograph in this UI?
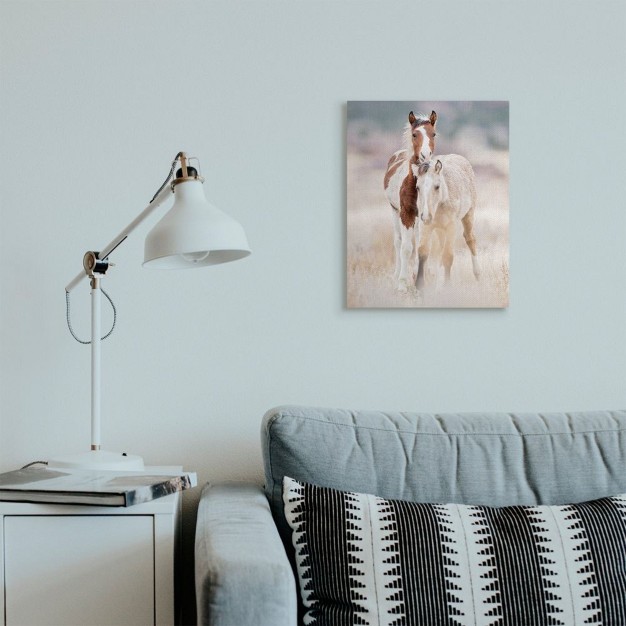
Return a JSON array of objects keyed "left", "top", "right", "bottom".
[{"left": 346, "top": 101, "right": 509, "bottom": 308}]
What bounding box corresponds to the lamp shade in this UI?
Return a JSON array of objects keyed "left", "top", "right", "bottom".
[{"left": 143, "top": 179, "right": 250, "bottom": 269}]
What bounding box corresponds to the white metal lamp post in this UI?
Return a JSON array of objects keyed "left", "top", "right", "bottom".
[{"left": 51, "top": 152, "right": 250, "bottom": 471}]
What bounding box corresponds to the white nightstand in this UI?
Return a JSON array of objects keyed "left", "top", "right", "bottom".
[{"left": 0, "top": 488, "right": 181, "bottom": 626}]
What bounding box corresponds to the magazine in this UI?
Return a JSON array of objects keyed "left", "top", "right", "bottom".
[{"left": 0, "top": 466, "right": 197, "bottom": 506}]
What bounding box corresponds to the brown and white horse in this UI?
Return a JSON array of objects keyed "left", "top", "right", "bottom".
[
  {"left": 383, "top": 110, "right": 437, "bottom": 292},
  {"left": 413, "top": 155, "right": 480, "bottom": 289}
]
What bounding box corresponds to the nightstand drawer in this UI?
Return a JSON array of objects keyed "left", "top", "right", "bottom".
[{"left": 4, "top": 515, "right": 154, "bottom": 626}]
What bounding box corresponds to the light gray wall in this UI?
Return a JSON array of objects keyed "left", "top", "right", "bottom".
[{"left": 1, "top": 1, "right": 625, "bottom": 620}]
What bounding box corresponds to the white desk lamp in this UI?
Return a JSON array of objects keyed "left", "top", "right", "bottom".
[{"left": 50, "top": 152, "right": 250, "bottom": 471}]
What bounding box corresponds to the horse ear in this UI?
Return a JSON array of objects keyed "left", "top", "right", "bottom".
[
  {"left": 408, "top": 111, "right": 416, "bottom": 125},
  {"left": 430, "top": 110, "right": 437, "bottom": 127},
  {"left": 435, "top": 159, "right": 443, "bottom": 173}
]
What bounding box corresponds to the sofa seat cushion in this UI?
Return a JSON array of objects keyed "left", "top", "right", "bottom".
[{"left": 283, "top": 476, "right": 626, "bottom": 626}]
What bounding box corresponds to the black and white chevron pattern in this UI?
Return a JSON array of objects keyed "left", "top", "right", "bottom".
[{"left": 283, "top": 477, "right": 626, "bottom": 626}]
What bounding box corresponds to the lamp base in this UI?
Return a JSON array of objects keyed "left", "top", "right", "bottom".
[{"left": 48, "top": 450, "right": 145, "bottom": 472}]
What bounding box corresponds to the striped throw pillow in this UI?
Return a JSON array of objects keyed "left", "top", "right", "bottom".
[{"left": 283, "top": 476, "right": 626, "bottom": 626}]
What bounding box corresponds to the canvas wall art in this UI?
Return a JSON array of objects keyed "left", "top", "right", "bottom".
[{"left": 347, "top": 101, "right": 509, "bottom": 308}]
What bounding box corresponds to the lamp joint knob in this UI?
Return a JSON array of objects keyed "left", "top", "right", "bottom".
[{"left": 83, "top": 251, "right": 110, "bottom": 278}]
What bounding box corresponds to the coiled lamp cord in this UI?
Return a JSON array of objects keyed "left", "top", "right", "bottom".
[{"left": 65, "top": 288, "right": 117, "bottom": 344}]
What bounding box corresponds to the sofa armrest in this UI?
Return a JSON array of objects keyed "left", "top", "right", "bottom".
[{"left": 195, "top": 483, "right": 298, "bottom": 626}]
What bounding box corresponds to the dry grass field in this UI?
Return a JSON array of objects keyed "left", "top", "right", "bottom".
[{"left": 347, "top": 102, "right": 509, "bottom": 309}]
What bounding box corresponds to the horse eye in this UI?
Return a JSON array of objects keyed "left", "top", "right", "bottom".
[
  {"left": 435, "top": 185, "right": 440, "bottom": 190},
  {"left": 433, "top": 133, "right": 437, "bottom": 137}
]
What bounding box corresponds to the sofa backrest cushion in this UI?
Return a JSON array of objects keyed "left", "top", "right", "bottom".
[{"left": 262, "top": 405, "right": 626, "bottom": 544}]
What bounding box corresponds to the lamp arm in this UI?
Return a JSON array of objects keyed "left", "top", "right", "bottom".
[{"left": 64, "top": 183, "right": 173, "bottom": 293}]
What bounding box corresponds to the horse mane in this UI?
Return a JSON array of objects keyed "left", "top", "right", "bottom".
[{"left": 403, "top": 113, "right": 431, "bottom": 154}]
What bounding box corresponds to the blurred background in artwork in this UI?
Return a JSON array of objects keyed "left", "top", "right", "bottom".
[{"left": 347, "top": 101, "right": 509, "bottom": 308}]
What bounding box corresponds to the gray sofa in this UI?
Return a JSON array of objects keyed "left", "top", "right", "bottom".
[{"left": 195, "top": 405, "right": 626, "bottom": 625}]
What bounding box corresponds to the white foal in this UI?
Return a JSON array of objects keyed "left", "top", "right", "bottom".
[{"left": 412, "top": 155, "right": 480, "bottom": 291}]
